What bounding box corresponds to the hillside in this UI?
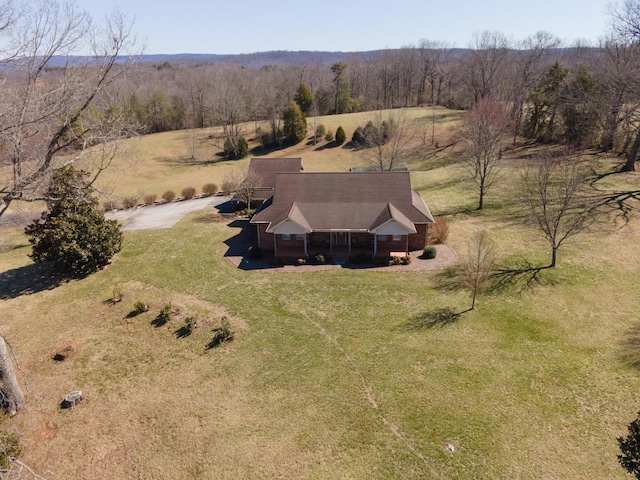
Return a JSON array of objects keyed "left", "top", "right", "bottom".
[{"left": 1, "top": 107, "right": 640, "bottom": 478}]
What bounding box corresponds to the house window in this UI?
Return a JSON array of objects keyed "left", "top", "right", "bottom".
[
  {"left": 282, "top": 234, "right": 291, "bottom": 241},
  {"left": 296, "top": 235, "right": 304, "bottom": 241},
  {"left": 393, "top": 234, "right": 402, "bottom": 241}
]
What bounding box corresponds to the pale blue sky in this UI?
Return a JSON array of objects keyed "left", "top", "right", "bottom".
[{"left": 81, "top": 0, "right": 612, "bottom": 54}]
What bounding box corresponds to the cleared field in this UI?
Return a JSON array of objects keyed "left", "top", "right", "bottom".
[
  {"left": 1, "top": 108, "right": 640, "bottom": 478},
  {"left": 90, "top": 106, "right": 462, "bottom": 201}
]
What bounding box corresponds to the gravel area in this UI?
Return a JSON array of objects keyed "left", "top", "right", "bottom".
[{"left": 106, "top": 196, "right": 232, "bottom": 231}]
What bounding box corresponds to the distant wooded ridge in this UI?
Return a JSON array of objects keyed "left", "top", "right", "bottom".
[{"left": 44, "top": 47, "right": 588, "bottom": 69}]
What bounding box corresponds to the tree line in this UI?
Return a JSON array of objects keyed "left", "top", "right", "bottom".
[{"left": 116, "top": 23, "right": 640, "bottom": 167}]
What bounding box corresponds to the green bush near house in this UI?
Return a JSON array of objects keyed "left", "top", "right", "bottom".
[{"left": 422, "top": 246, "right": 437, "bottom": 259}]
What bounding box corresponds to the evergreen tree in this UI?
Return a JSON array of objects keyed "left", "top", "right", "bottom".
[
  {"left": 25, "top": 167, "right": 123, "bottom": 276},
  {"left": 331, "top": 62, "right": 353, "bottom": 114},
  {"left": 619, "top": 410, "right": 640, "bottom": 479},
  {"left": 335, "top": 125, "right": 346, "bottom": 144},
  {"left": 525, "top": 62, "right": 568, "bottom": 142},
  {"left": 294, "top": 83, "right": 313, "bottom": 114},
  {"left": 283, "top": 101, "right": 307, "bottom": 145}
]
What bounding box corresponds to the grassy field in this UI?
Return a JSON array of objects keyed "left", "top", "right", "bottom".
[{"left": 1, "top": 108, "right": 640, "bottom": 478}]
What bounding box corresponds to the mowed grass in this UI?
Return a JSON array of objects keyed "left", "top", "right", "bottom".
[{"left": 1, "top": 110, "right": 640, "bottom": 478}]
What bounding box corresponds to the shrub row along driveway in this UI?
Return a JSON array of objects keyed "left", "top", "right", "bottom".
[{"left": 106, "top": 196, "right": 232, "bottom": 231}]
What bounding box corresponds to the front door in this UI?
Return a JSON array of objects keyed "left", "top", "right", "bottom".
[{"left": 332, "top": 232, "right": 348, "bottom": 245}]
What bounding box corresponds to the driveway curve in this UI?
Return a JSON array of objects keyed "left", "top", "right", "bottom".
[{"left": 107, "top": 196, "right": 232, "bottom": 232}]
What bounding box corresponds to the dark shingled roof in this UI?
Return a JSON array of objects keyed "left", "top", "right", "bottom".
[
  {"left": 251, "top": 171, "right": 434, "bottom": 232},
  {"left": 247, "top": 157, "right": 304, "bottom": 202}
]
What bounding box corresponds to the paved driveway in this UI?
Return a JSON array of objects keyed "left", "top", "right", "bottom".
[{"left": 107, "top": 196, "right": 232, "bottom": 231}]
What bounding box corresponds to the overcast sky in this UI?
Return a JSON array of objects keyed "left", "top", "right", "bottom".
[{"left": 81, "top": 0, "right": 612, "bottom": 55}]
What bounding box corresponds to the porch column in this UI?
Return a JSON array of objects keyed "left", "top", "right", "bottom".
[
  {"left": 348, "top": 232, "right": 351, "bottom": 255},
  {"left": 304, "top": 234, "right": 308, "bottom": 258},
  {"left": 373, "top": 235, "right": 378, "bottom": 256},
  {"left": 274, "top": 234, "right": 277, "bottom": 256},
  {"left": 405, "top": 235, "right": 409, "bottom": 255},
  {"left": 330, "top": 233, "right": 333, "bottom": 256}
]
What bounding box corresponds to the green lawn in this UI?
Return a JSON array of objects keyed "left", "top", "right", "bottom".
[{"left": 1, "top": 111, "right": 639, "bottom": 478}]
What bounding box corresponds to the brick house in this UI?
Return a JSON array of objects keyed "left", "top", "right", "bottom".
[{"left": 250, "top": 171, "right": 434, "bottom": 261}]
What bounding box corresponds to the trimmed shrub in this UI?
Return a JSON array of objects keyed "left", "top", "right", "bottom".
[
  {"left": 154, "top": 304, "right": 172, "bottom": 326},
  {"left": 335, "top": 125, "right": 346, "bottom": 144},
  {"left": 143, "top": 194, "right": 157, "bottom": 205},
  {"left": 181, "top": 187, "right": 196, "bottom": 199},
  {"left": 162, "top": 190, "right": 176, "bottom": 202},
  {"left": 314, "top": 253, "right": 326, "bottom": 264},
  {"left": 428, "top": 216, "right": 449, "bottom": 244},
  {"left": 220, "top": 181, "right": 235, "bottom": 195},
  {"left": 202, "top": 183, "right": 218, "bottom": 196},
  {"left": 315, "top": 124, "right": 326, "bottom": 140},
  {"left": 400, "top": 256, "right": 411, "bottom": 265},
  {"left": 422, "top": 246, "right": 437, "bottom": 259},
  {"left": 122, "top": 197, "right": 138, "bottom": 209},
  {"left": 324, "top": 131, "right": 334, "bottom": 142},
  {"left": 247, "top": 245, "right": 262, "bottom": 260},
  {"left": 207, "top": 316, "right": 234, "bottom": 349},
  {"left": 103, "top": 200, "right": 119, "bottom": 211},
  {"left": 133, "top": 301, "right": 149, "bottom": 315}
]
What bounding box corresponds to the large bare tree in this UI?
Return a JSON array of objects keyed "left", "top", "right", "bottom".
[
  {"left": 519, "top": 152, "right": 595, "bottom": 267},
  {"left": 462, "top": 31, "right": 510, "bottom": 104},
  {"left": 0, "top": 0, "right": 138, "bottom": 219},
  {"left": 460, "top": 98, "right": 512, "bottom": 210}
]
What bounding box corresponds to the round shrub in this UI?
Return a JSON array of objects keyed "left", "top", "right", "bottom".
[
  {"left": 122, "top": 196, "right": 138, "bottom": 209},
  {"left": 103, "top": 200, "right": 119, "bottom": 211},
  {"left": 202, "top": 183, "right": 218, "bottom": 196},
  {"left": 422, "top": 246, "right": 437, "bottom": 259},
  {"left": 315, "top": 124, "right": 326, "bottom": 140},
  {"left": 324, "top": 131, "right": 334, "bottom": 142},
  {"left": 162, "top": 190, "right": 176, "bottom": 202},
  {"left": 335, "top": 125, "right": 346, "bottom": 144},
  {"left": 181, "top": 187, "right": 196, "bottom": 199},
  {"left": 143, "top": 194, "right": 157, "bottom": 206},
  {"left": 314, "top": 253, "right": 326, "bottom": 264}
]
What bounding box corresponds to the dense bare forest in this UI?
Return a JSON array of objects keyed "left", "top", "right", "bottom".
[{"left": 116, "top": 28, "right": 640, "bottom": 165}]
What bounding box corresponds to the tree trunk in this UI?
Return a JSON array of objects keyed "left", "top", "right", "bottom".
[
  {"left": 621, "top": 128, "right": 640, "bottom": 172},
  {"left": 0, "top": 334, "right": 25, "bottom": 416},
  {"left": 550, "top": 246, "right": 558, "bottom": 268}
]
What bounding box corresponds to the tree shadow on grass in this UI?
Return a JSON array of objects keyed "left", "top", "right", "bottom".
[
  {"left": 620, "top": 323, "right": 640, "bottom": 370},
  {"left": 0, "top": 262, "right": 67, "bottom": 299},
  {"left": 174, "top": 325, "right": 192, "bottom": 339},
  {"left": 405, "top": 307, "right": 469, "bottom": 330},
  {"left": 489, "top": 257, "right": 552, "bottom": 294}
]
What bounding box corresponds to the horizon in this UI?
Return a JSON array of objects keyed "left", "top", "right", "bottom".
[{"left": 83, "top": 0, "right": 610, "bottom": 56}]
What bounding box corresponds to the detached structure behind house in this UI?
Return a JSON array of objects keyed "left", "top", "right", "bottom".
[{"left": 250, "top": 170, "right": 434, "bottom": 261}]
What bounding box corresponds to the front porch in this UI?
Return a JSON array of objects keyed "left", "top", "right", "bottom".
[{"left": 273, "top": 231, "right": 410, "bottom": 263}]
